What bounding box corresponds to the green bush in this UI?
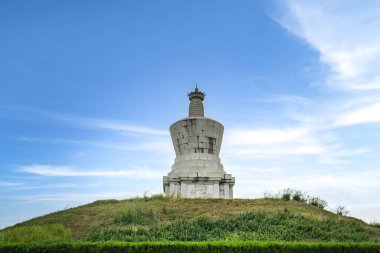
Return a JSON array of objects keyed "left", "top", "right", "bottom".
[
  {"left": 1, "top": 241, "right": 380, "bottom": 253},
  {"left": 282, "top": 193, "right": 291, "bottom": 201},
  {"left": 0, "top": 224, "right": 72, "bottom": 243}
]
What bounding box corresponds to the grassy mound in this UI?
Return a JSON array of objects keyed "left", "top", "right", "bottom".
[{"left": 2, "top": 196, "right": 380, "bottom": 242}]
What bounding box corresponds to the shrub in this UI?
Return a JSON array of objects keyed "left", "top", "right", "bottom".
[
  {"left": 281, "top": 188, "right": 293, "bottom": 201},
  {"left": 292, "top": 190, "right": 307, "bottom": 202},
  {"left": 264, "top": 189, "right": 328, "bottom": 209},
  {"left": 308, "top": 197, "right": 328, "bottom": 209}
]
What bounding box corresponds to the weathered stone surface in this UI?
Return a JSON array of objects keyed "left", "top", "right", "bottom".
[{"left": 163, "top": 87, "right": 235, "bottom": 199}]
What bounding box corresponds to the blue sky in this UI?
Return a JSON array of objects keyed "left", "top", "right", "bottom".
[{"left": 1, "top": 0, "right": 380, "bottom": 228}]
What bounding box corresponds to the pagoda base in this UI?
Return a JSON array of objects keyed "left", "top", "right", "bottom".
[{"left": 163, "top": 173, "right": 234, "bottom": 199}]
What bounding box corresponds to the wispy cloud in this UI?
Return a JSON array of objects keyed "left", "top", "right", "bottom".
[
  {"left": 252, "top": 95, "right": 312, "bottom": 107},
  {"left": 19, "top": 164, "right": 163, "bottom": 179},
  {"left": 50, "top": 113, "right": 168, "bottom": 136},
  {"left": 11, "top": 192, "right": 139, "bottom": 203},
  {"left": 0, "top": 183, "right": 97, "bottom": 192},
  {"left": 223, "top": 127, "right": 322, "bottom": 158},
  {"left": 334, "top": 101, "right": 380, "bottom": 127},
  {"left": 16, "top": 135, "right": 173, "bottom": 154},
  {"left": 0, "top": 182, "right": 23, "bottom": 187},
  {"left": 224, "top": 127, "right": 312, "bottom": 146},
  {"left": 51, "top": 138, "right": 173, "bottom": 153},
  {"left": 223, "top": 126, "right": 368, "bottom": 161},
  {"left": 11, "top": 107, "right": 173, "bottom": 153},
  {"left": 5, "top": 107, "right": 168, "bottom": 136},
  {"left": 229, "top": 165, "right": 282, "bottom": 173},
  {"left": 277, "top": 0, "right": 380, "bottom": 91},
  {"left": 240, "top": 1, "right": 380, "bottom": 163},
  {"left": 77, "top": 117, "right": 169, "bottom": 136}
]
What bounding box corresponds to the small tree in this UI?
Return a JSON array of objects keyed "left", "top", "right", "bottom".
[{"left": 335, "top": 206, "right": 349, "bottom": 216}]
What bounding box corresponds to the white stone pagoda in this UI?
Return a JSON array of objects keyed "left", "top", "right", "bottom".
[{"left": 163, "top": 86, "right": 235, "bottom": 198}]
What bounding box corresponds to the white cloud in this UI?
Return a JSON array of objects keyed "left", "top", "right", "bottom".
[
  {"left": 52, "top": 138, "right": 173, "bottom": 153},
  {"left": 334, "top": 101, "right": 380, "bottom": 127},
  {"left": 229, "top": 165, "right": 282, "bottom": 173},
  {"left": 224, "top": 127, "right": 312, "bottom": 146},
  {"left": 0, "top": 183, "right": 97, "bottom": 192},
  {"left": 277, "top": 0, "right": 380, "bottom": 91},
  {"left": 253, "top": 95, "right": 312, "bottom": 107},
  {"left": 223, "top": 124, "right": 345, "bottom": 152},
  {"left": 223, "top": 126, "right": 325, "bottom": 157},
  {"left": 54, "top": 114, "right": 168, "bottom": 136},
  {"left": 86, "top": 119, "right": 168, "bottom": 136},
  {"left": 224, "top": 143, "right": 325, "bottom": 157},
  {"left": 19, "top": 164, "right": 163, "bottom": 179},
  {"left": 15, "top": 192, "right": 138, "bottom": 203},
  {"left": 222, "top": 126, "right": 367, "bottom": 160},
  {"left": 0, "top": 182, "right": 23, "bottom": 187},
  {"left": 15, "top": 135, "right": 173, "bottom": 154},
  {"left": 10, "top": 107, "right": 168, "bottom": 136}
]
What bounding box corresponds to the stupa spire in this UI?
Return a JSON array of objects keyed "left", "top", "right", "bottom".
[{"left": 188, "top": 85, "right": 205, "bottom": 117}]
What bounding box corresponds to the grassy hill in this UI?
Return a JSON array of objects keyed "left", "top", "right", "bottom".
[{"left": 2, "top": 196, "right": 380, "bottom": 243}]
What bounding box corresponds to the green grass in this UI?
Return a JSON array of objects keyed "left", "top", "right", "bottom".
[
  {"left": 0, "top": 224, "right": 72, "bottom": 243},
  {"left": 3, "top": 197, "right": 380, "bottom": 243},
  {"left": 113, "top": 203, "right": 157, "bottom": 225},
  {"left": 86, "top": 208, "right": 375, "bottom": 242}
]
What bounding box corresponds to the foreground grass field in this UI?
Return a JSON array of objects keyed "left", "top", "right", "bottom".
[
  {"left": 1, "top": 241, "right": 380, "bottom": 253},
  {"left": 1, "top": 196, "right": 380, "bottom": 243}
]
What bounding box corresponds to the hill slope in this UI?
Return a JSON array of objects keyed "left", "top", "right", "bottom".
[{"left": 4, "top": 196, "right": 380, "bottom": 242}]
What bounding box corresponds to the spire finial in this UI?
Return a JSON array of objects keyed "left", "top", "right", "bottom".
[{"left": 195, "top": 83, "right": 198, "bottom": 92}]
